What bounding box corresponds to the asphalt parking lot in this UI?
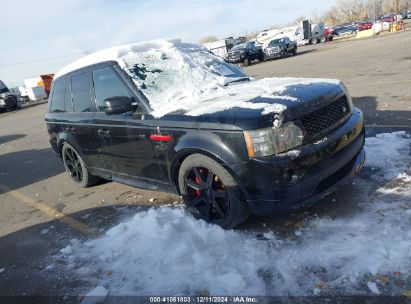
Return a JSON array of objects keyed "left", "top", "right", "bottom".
[{"left": 0, "top": 29, "right": 410, "bottom": 299}]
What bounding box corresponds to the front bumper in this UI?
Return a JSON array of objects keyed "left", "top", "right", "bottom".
[
  {"left": 228, "top": 108, "right": 365, "bottom": 215},
  {"left": 264, "top": 51, "right": 282, "bottom": 59}
]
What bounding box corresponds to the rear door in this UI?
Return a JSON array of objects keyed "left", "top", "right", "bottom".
[
  {"left": 91, "top": 64, "right": 163, "bottom": 186},
  {"left": 64, "top": 70, "right": 96, "bottom": 167}
]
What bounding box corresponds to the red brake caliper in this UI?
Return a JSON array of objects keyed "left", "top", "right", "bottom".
[{"left": 195, "top": 169, "right": 202, "bottom": 196}]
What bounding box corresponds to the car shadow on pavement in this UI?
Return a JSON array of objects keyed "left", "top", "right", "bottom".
[
  {"left": 295, "top": 48, "right": 317, "bottom": 56},
  {"left": 0, "top": 134, "right": 26, "bottom": 145},
  {"left": 0, "top": 204, "right": 146, "bottom": 299},
  {"left": 352, "top": 96, "right": 411, "bottom": 126},
  {"left": 0, "top": 148, "right": 64, "bottom": 194}
]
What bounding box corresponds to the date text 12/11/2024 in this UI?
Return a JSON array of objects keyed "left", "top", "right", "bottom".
[{"left": 149, "top": 296, "right": 258, "bottom": 303}]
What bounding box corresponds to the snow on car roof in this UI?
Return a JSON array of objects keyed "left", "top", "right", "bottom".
[{"left": 55, "top": 39, "right": 341, "bottom": 118}]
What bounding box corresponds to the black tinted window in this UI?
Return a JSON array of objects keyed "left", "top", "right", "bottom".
[
  {"left": 92, "top": 68, "right": 130, "bottom": 112},
  {"left": 71, "top": 72, "right": 91, "bottom": 113},
  {"left": 50, "top": 78, "right": 66, "bottom": 113}
]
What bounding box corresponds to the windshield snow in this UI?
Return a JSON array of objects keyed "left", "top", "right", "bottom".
[{"left": 120, "top": 41, "right": 248, "bottom": 113}]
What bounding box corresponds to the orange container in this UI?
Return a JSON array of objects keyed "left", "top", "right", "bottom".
[{"left": 40, "top": 74, "right": 54, "bottom": 98}]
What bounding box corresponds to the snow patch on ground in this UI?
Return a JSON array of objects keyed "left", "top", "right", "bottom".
[
  {"left": 81, "top": 286, "right": 109, "bottom": 304},
  {"left": 367, "top": 281, "right": 380, "bottom": 295},
  {"left": 58, "top": 132, "right": 411, "bottom": 296}
]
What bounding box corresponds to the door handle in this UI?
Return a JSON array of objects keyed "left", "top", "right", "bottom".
[
  {"left": 65, "top": 127, "right": 76, "bottom": 133},
  {"left": 98, "top": 129, "right": 111, "bottom": 136}
]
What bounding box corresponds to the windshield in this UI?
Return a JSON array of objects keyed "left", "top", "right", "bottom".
[
  {"left": 0, "top": 80, "right": 9, "bottom": 94},
  {"left": 230, "top": 43, "right": 247, "bottom": 51},
  {"left": 120, "top": 40, "right": 248, "bottom": 115},
  {"left": 269, "top": 39, "right": 285, "bottom": 46}
]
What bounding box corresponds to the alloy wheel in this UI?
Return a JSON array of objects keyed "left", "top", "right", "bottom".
[
  {"left": 184, "top": 166, "right": 229, "bottom": 222},
  {"left": 63, "top": 147, "right": 83, "bottom": 183}
]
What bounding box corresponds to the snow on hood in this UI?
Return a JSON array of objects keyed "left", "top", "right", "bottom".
[{"left": 55, "top": 39, "right": 341, "bottom": 118}]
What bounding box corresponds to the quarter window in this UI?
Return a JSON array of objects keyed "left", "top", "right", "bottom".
[
  {"left": 92, "top": 67, "right": 130, "bottom": 112},
  {"left": 50, "top": 78, "right": 66, "bottom": 113},
  {"left": 71, "top": 72, "right": 91, "bottom": 113}
]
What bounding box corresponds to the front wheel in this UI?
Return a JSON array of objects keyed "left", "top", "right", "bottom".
[
  {"left": 178, "top": 154, "right": 250, "bottom": 229},
  {"left": 243, "top": 58, "right": 250, "bottom": 66},
  {"left": 61, "top": 143, "right": 100, "bottom": 188}
]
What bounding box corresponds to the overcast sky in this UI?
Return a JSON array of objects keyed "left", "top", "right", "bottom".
[{"left": 0, "top": 0, "right": 336, "bottom": 86}]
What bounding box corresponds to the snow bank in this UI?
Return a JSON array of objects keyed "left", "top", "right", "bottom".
[
  {"left": 81, "top": 286, "right": 109, "bottom": 304},
  {"left": 58, "top": 131, "right": 411, "bottom": 296},
  {"left": 55, "top": 39, "right": 340, "bottom": 118}
]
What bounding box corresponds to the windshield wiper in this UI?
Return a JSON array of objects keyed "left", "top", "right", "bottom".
[{"left": 225, "top": 77, "right": 250, "bottom": 86}]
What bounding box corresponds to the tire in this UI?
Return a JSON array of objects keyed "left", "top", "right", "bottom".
[
  {"left": 243, "top": 58, "right": 250, "bottom": 66},
  {"left": 292, "top": 47, "right": 297, "bottom": 56},
  {"left": 281, "top": 50, "right": 288, "bottom": 59},
  {"left": 311, "top": 38, "right": 319, "bottom": 45},
  {"left": 178, "top": 154, "right": 250, "bottom": 229},
  {"left": 320, "top": 37, "right": 326, "bottom": 43},
  {"left": 61, "top": 143, "right": 100, "bottom": 188}
]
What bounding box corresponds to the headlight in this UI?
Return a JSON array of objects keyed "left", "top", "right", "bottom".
[
  {"left": 0, "top": 99, "right": 5, "bottom": 106},
  {"left": 244, "top": 121, "right": 304, "bottom": 157}
]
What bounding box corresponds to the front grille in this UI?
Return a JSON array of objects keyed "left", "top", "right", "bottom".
[{"left": 300, "top": 96, "right": 350, "bottom": 139}]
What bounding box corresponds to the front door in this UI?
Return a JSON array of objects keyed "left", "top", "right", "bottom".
[{"left": 90, "top": 65, "right": 164, "bottom": 189}]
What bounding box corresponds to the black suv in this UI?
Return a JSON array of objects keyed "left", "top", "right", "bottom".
[
  {"left": 263, "top": 37, "right": 297, "bottom": 60},
  {"left": 0, "top": 80, "right": 21, "bottom": 112},
  {"left": 226, "top": 41, "right": 264, "bottom": 66},
  {"left": 46, "top": 40, "right": 365, "bottom": 228}
]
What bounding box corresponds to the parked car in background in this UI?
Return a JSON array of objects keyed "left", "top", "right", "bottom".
[
  {"left": 45, "top": 40, "right": 365, "bottom": 229},
  {"left": 0, "top": 80, "right": 22, "bottom": 112},
  {"left": 379, "top": 14, "right": 396, "bottom": 22},
  {"left": 264, "top": 37, "right": 297, "bottom": 60},
  {"left": 324, "top": 27, "right": 335, "bottom": 41},
  {"left": 226, "top": 41, "right": 264, "bottom": 66},
  {"left": 332, "top": 26, "right": 358, "bottom": 36},
  {"left": 357, "top": 21, "right": 373, "bottom": 31}
]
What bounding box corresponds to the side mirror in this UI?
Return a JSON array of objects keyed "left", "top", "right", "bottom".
[{"left": 103, "top": 96, "right": 135, "bottom": 115}]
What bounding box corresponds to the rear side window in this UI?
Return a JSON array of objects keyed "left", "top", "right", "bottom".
[
  {"left": 92, "top": 67, "right": 130, "bottom": 112},
  {"left": 71, "top": 72, "right": 91, "bottom": 113},
  {"left": 50, "top": 78, "right": 66, "bottom": 113}
]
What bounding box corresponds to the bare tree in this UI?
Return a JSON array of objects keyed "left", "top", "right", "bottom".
[
  {"left": 199, "top": 36, "right": 219, "bottom": 44},
  {"left": 337, "top": 0, "right": 365, "bottom": 22},
  {"left": 289, "top": 15, "right": 307, "bottom": 25},
  {"left": 311, "top": 8, "right": 323, "bottom": 23}
]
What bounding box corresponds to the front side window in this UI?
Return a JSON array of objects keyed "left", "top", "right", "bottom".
[
  {"left": 71, "top": 72, "right": 91, "bottom": 113},
  {"left": 92, "top": 67, "right": 130, "bottom": 112},
  {"left": 50, "top": 78, "right": 66, "bottom": 113}
]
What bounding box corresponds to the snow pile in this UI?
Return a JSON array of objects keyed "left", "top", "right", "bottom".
[
  {"left": 365, "top": 131, "right": 411, "bottom": 180},
  {"left": 58, "top": 132, "right": 411, "bottom": 296},
  {"left": 81, "top": 286, "right": 109, "bottom": 304},
  {"left": 55, "top": 39, "right": 340, "bottom": 118}
]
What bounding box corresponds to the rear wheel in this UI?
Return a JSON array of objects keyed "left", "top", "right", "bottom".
[
  {"left": 61, "top": 143, "right": 100, "bottom": 188},
  {"left": 178, "top": 154, "right": 250, "bottom": 229},
  {"left": 243, "top": 58, "right": 250, "bottom": 66}
]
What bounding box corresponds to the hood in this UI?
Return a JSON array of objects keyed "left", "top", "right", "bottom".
[{"left": 153, "top": 78, "right": 345, "bottom": 130}]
